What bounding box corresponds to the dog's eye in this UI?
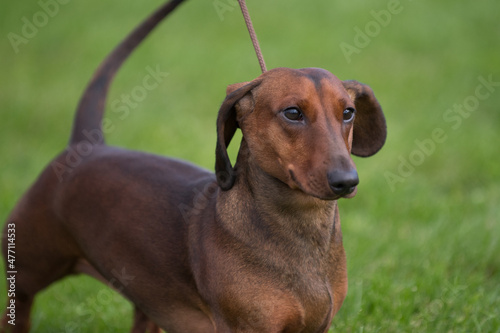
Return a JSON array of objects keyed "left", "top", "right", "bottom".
[
  {"left": 343, "top": 108, "right": 355, "bottom": 122},
  {"left": 283, "top": 108, "right": 303, "bottom": 121}
]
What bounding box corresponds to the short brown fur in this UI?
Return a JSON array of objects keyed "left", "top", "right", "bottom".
[{"left": 1, "top": 1, "right": 386, "bottom": 332}]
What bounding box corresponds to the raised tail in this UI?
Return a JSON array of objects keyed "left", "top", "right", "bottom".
[{"left": 69, "top": 0, "right": 186, "bottom": 145}]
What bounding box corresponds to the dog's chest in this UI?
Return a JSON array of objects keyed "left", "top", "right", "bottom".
[
  {"left": 287, "top": 271, "right": 334, "bottom": 332},
  {"left": 221, "top": 265, "right": 334, "bottom": 332}
]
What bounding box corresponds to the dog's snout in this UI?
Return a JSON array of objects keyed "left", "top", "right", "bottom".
[{"left": 328, "top": 169, "right": 359, "bottom": 196}]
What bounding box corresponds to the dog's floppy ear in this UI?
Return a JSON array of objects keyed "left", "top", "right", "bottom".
[
  {"left": 215, "top": 80, "right": 261, "bottom": 190},
  {"left": 342, "top": 80, "right": 387, "bottom": 157}
]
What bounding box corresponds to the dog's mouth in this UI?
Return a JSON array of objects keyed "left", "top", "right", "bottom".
[
  {"left": 341, "top": 186, "right": 358, "bottom": 199},
  {"left": 317, "top": 186, "right": 358, "bottom": 201},
  {"left": 288, "top": 169, "right": 358, "bottom": 201}
]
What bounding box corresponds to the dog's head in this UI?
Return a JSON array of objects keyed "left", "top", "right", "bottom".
[{"left": 215, "top": 67, "right": 386, "bottom": 200}]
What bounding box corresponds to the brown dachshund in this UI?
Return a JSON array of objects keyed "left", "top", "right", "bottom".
[{"left": 1, "top": 0, "right": 386, "bottom": 332}]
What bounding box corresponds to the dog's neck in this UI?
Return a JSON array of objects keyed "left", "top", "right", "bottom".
[{"left": 217, "top": 139, "right": 339, "bottom": 257}]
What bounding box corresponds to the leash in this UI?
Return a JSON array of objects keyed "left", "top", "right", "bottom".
[{"left": 237, "top": 0, "right": 267, "bottom": 73}]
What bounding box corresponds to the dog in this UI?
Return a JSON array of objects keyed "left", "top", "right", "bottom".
[{"left": 1, "top": 0, "right": 386, "bottom": 332}]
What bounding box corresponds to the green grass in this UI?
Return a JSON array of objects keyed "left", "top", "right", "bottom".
[{"left": 1, "top": 0, "right": 499, "bottom": 332}]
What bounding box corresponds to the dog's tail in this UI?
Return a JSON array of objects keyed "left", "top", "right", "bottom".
[{"left": 69, "top": 0, "right": 186, "bottom": 145}]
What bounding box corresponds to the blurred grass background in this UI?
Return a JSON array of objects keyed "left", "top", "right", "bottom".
[{"left": 1, "top": 0, "right": 499, "bottom": 332}]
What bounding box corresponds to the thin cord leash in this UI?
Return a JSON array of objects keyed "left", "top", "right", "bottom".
[{"left": 237, "top": 0, "right": 267, "bottom": 73}]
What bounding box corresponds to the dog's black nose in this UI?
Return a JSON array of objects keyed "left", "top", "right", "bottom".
[{"left": 328, "top": 169, "right": 359, "bottom": 196}]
